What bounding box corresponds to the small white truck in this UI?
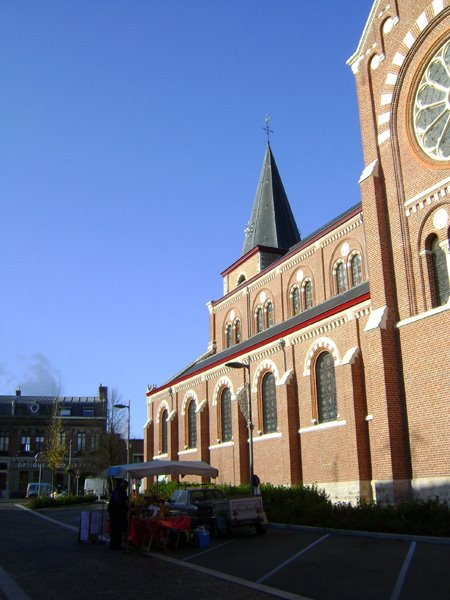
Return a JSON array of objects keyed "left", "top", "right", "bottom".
[
  {"left": 83, "top": 477, "right": 106, "bottom": 500},
  {"left": 167, "top": 487, "right": 268, "bottom": 535}
]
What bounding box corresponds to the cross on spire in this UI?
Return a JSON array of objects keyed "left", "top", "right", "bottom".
[{"left": 262, "top": 114, "right": 274, "bottom": 143}]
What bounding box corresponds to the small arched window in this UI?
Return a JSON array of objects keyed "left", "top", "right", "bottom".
[
  {"left": 220, "top": 388, "right": 232, "bottom": 442},
  {"left": 266, "top": 302, "right": 274, "bottom": 328},
  {"left": 187, "top": 400, "right": 197, "bottom": 449},
  {"left": 261, "top": 372, "right": 277, "bottom": 433},
  {"left": 292, "top": 287, "right": 301, "bottom": 316},
  {"left": 226, "top": 324, "right": 232, "bottom": 348},
  {"left": 336, "top": 262, "right": 347, "bottom": 294},
  {"left": 161, "top": 408, "right": 168, "bottom": 454},
  {"left": 234, "top": 319, "right": 241, "bottom": 344},
  {"left": 315, "top": 352, "right": 337, "bottom": 423},
  {"left": 350, "top": 254, "right": 362, "bottom": 287},
  {"left": 431, "top": 236, "right": 449, "bottom": 306},
  {"left": 237, "top": 274, "right": 246, "bottom": 286},
  {"left": 256, "top": 307, "right": 263, "bottom": 333},
  {"left": 304, "top": 280, "right": 313, "bottom": 309}
]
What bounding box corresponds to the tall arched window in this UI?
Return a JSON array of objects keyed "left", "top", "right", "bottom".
[
  {"left": 256, "top": 307, "right": 263, "bottom": 333},
  {"left": 336, "top": 262, "right": 347, "bottom": 294},
  {"left": 161, "top": 408, "right": 168, "bottom": 454},
  {"left": 220, "top": 388, "right": 232, "bottom": 442},
  {"left": 315, "top": 352, "right": 337, "bottom": 423},
  {"left": 431, "top": 236, "right": 449, "bottom": 306},
  {"left": 350, "top": 254, "right": 362, "bottom": 287},
  {"left": 234, "top": 319, "right": 241, "bottom": 344},
  {"left": 292, "top": 286, "right": 301, "bottom": 316},
  {"left": 226, "top": 324, "right": 232, "bottom": 348},
  {"left": 187, "top": 400, "right": 197, "bottom": 449},
  {"left": 266, "top": 302, "right": 274, "bottom": 328},
  {"left": 304, "top": 280, "right": 313, "bottom": 309},
  {"left": 261, "top": 372, "right": 277, "bottom": 433}
]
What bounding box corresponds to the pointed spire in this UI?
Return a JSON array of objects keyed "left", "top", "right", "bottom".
[{"left": 241, "top": 144, "right": 301, "bottom": 256}]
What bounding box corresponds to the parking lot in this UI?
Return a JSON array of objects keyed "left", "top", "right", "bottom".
[{"left": 34, "top": 503, "right": 450, "bottom": 600}]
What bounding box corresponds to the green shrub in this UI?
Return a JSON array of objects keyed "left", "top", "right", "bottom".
[{"left": 27, "top": 494, "right": 97, "bottom": 509}]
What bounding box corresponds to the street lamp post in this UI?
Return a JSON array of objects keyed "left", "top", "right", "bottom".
[
  {"left": 225, "top": 361, "right": 254, "bottom": 491},
  {"left": 113, "top": 400, "right": 131, "bottom": 464}
]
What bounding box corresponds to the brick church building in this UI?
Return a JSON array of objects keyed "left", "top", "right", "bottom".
[{"left": 144, "top": 0, "right": 449, "bottom": 504}]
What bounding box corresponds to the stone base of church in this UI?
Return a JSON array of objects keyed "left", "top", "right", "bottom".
[
  {"left": 315, "top": 480, "right": 372, "bottom": 505},
  {"left": 411, "top": 477, "right": 450, "bottom": 503}
]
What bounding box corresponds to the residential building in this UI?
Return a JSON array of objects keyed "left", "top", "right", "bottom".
[{"left": 0, "top": 385, "right": 107, "bottom": 498}]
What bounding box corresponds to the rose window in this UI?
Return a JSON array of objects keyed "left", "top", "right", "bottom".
[{"left": 413, "top": 40, "right": 450, "bottom": 161}]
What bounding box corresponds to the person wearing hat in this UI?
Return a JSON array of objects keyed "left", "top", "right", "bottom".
[{"left": 107, "top": 479, "right": 129, "bottom": 550}]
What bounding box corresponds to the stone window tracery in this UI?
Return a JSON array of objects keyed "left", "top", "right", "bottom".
[
  {"left": 261, "top": 372, "right": 277, "bottom": 434},
  {"left": 220, "top": 387, "right": 232, "bottom": 442},
  {"left": 413, "top": 39, "right": 450, "bottom": 161}
]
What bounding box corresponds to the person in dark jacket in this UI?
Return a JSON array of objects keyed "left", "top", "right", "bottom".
[{"left": 108, "top": 479, "right": 129, "bottom": 550}]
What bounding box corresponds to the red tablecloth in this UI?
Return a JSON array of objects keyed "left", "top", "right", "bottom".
[{"left": 128, "top": 516, "right": 191, "bottom": 548}]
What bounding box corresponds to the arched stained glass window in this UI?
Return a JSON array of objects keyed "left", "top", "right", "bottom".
[
  {"left": 304, "top": 280, "right": 313, "bottom": 309},
  {"left": 226, "top": 324, "right": 232, "bottom": 348},
  {"left": 221, "top": 388, "right": 232, "bottom": 442},
  {"left": 235, "top": 319, "right": 241, "bottom": 344},
  {"left": 316, "top": 352, "right": 337, "bottom": 423},
  {"left": 292, "top": 287, "right": 300, "bottom": 315},
  {"left": 266, "top": 302, "right": 274, "bottom": 328},
  {"left": 336, "top": 262, "right": 347, "bottom": 294},
  {"left": 187, "top": 401, "right": 197, "bottom": 449},
  {"left": 262, "top": 372, "right": 277, "bottom": 434},
  {"left": 431, "top": 237, "right": 449, "bottom": 306},
  {"left": 161, "top": 408, "right": 168, "bottom": 454},
  {"left": 256, "top": 307, "right": 263, "bottom": 333},
  {"left": 351, "top": 254, "right": 362, "bottom": 287}
]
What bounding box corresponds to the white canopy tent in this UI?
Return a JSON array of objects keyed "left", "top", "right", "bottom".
[{"left": 104, "top": 459, "right": 219, "bottom": 480}]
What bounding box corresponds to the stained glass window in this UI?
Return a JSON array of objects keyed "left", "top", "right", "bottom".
[
  {"left": 304, "top": 280, "right": 313, "bottom": 309},
  {"left": 187, "top": 401, "right": 197, "bottom": 449},
  {"left": 292, "top": 287, "right": 300, "bottom": 315},
  {"left": 266, "top": 302, "right": 274, "bottom": 328},
  {"left": 256, "top": 307, "right": 263, "bottom": 333},
  {"left": 351, "top": 254, "right": 362, "bottom": 287},
  {"left": 235, "top": 319, "right": 241, "bottom": 344},
  {"left": 221, "top": 388, "right": 232, "bottom": 442},
  {"left": 316, "top": 352, "right": 337, "bottom": 423},
  {"left": 336, "top": 262, "right": 347, "bottom": 294},
  {"left": 432, "top": 237, "right": 449, "bottom": 306},
  {"left": 161, "top": 408, "right": 168, "bottom": 454},
  {"left": 226, "top": 324, "right": 232, "bottom": 348},
  {"left": 262, "top": 372, "right": 277, "bottom": 433}
]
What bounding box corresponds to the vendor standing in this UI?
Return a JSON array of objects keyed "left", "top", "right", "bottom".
[{"left": 108, "top": 479, "right": 129, "bottom": 550}]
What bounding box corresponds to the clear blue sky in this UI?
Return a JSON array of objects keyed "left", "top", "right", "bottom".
[{"left": 1, "top": 1, "right": 373, "bottom": 437}]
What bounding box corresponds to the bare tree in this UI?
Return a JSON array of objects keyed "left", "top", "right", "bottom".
[{"left": 95, "top": 387, "right": 127, "bottom": 471}]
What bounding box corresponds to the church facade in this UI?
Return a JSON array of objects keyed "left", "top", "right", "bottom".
[{"left": 144, "top": 0, "right": 450, "bottom": 505}]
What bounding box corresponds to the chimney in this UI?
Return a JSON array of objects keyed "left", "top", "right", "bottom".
[
  {"left": 16, "top": 388, "right": 21, "bottom": 396},
  {"left": 99, "top": 384, "right": 108, "bottom": 402}
]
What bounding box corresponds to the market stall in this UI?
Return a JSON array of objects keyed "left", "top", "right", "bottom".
[{"left": 104, "top": 459, "right": 218, "bottom": 551}]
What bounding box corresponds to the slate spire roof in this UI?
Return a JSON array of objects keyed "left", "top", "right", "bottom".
[{"left": 241, "top": 143, "right": 301, "bottom": 256}]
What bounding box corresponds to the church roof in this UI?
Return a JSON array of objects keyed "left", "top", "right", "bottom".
[{"left": 241, "top": 144, "right": 301, "bottom": 256}]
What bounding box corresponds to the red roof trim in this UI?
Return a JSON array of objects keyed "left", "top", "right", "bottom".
[{"left": 147, "top": 289, "right": 370, "bottom": 397}]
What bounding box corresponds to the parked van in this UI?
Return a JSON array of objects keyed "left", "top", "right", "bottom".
[
  {"left": 26, "top": 482, "right": 52, "bottom": 498},
  {"left": 84, "top": 477, "right": 106, "bottom": 500}
]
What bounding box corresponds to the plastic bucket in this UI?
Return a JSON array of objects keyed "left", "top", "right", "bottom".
[{"left": 194, "top": 526, "right": 210, "bottom": 548}]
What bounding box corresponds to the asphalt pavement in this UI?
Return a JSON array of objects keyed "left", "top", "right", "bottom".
[{"left": 0, "top": 503, "right": 292, "bottom": 600}]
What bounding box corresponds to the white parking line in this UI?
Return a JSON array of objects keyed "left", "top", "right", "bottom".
[
  {"left": 257, "top": 533, "right": 330, "bottom": 583},
  {"left": 0, "top": 566, "right": 32, "bottom": 600},
  {"left": 390, "top": 541, "right": 416, "bottom": 600}
]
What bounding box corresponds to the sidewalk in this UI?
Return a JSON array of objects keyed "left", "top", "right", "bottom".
[{"left": 0, "top": 504, "right": 274, "bottom": 600}]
